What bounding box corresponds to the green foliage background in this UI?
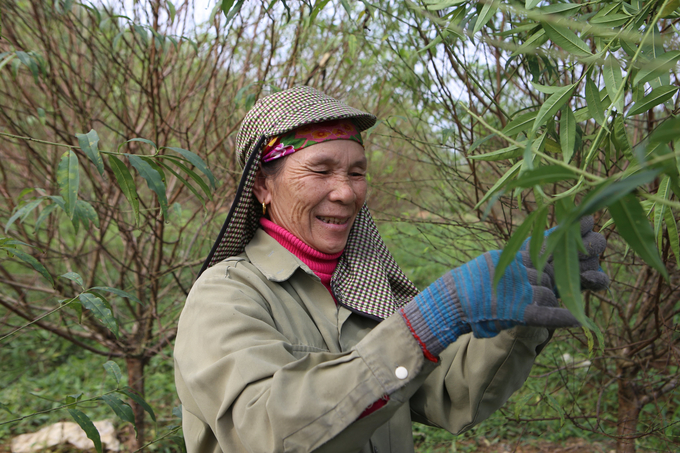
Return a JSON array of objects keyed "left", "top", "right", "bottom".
[{"left": 1, "top": 0, "right": 679, "bottom": 452}]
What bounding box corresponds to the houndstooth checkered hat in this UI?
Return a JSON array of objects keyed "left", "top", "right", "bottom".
[{"left": 201, "top": 85, "right": 418, "bottom": 320}]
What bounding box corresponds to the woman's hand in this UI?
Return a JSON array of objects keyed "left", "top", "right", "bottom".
[{"left": 399, "top": 215, "right": 609, "bottom": 358}]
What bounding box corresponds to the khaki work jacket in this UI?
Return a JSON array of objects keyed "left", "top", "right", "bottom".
[{"left": 174, "top": 229, "right": 549, "bottom": 453}]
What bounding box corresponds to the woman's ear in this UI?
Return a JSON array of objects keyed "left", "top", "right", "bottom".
[{"left": 253, "top": 169, "right": 272, "bottom": 205}]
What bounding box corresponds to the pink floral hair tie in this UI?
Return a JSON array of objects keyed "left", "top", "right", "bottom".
[{"left": 261, "top": 119, "right": 363, "bottom": 163}]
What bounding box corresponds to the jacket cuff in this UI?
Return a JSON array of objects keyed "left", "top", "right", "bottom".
[{"left": 399, "top": 301, "right": 444, "bottom": 360}]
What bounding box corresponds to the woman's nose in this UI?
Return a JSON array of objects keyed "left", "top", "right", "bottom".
[{"left": 328, "top": 176, "right": 356, "bottom": 203}]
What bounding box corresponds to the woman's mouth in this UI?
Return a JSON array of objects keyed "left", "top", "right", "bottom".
[{"left": 317, "top": 216, "right": 349, "bottom": 225}]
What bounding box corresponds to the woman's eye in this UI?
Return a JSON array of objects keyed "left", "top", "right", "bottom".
[{"left": 312, "top": 170, "right": 330, "bottom": 175}]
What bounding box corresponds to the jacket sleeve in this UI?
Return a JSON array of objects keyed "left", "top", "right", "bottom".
[
  {"left": 408, "top": 326, "right": 550, "bottom": 434},
  {"left": 174, "top": 263, "right": 435, "bottom": 453}
]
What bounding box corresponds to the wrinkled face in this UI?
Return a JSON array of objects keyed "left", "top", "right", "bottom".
[{"left": 253, "top": 140, "right": 368, "bottom": 254}]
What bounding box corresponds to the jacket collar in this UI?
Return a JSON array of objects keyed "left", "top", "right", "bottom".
[{"left": 245, "top": 228, "right": 317, "bottom": 282}]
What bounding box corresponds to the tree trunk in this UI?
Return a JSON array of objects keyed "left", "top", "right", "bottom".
[
  {"left": 126, "top": 356, "right": 149, "bottom": 449},
  {"left": 616, "top": 375, "right": 641, "bottom": 453}
]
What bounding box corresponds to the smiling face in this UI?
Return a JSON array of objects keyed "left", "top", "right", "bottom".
[{"left": 253, "top": 140, "right": 368, "bottom": 254}]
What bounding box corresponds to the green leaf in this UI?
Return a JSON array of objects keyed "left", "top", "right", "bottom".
[
  {"left": 128, "top": 155, "right": 168, "bottom": 218},
  {"left": 224, "top": 0, "right": 245, "bottom": 24},
  {"left": 74, "top": 200, "right": 100, "bottom": 229},
  {"left": 664, "top": 208, "right": 680, "bottom": 267},
  {"left": 474, "top": 160, "right": 522, "bottom": 210},
  {"left": 603, "top": 55, "right": 624, "bottom": 112},
  {"left": 91, "top": 286, "right": 142, "bottom": 305},
  {"left": 493, "top": 210, "right": 539, "bottom": 290},
  {"left": 108, "top": 155, "right": 140, "bottom": 225},
  {"left": 34, "top": 203, "right": 59, "bottom": 232},
  {"left": 127, "top": 137, "right": 157, "bottom": 150},
  {"left": 76, "top": 130, "right": 104, "bottom": 176},
  {"left": 119, "top": 388, "right": 157, "bottom": 422},
  {"left": 15, "top": 51, "right": 39, "bottom": 83},
  {"left": 103, "top": 361, "right": 123, "bottom": 386},
  {"left": 57, "top": 150, "right": 79, "bottom": 219},
  {"left": 9, "top": 249, "right": 54, "bottom": 286},
  {"left": 574, "top": 169, "right": 659, "bottom": 219},
  {"left": 654, "top": 176, "right": 671, "bottom": 249},
  {"left": 507, "top": 165, "right": 578, "bottom": 190},
  {"left": 627, "top": 86, "right": 678, "bottom": 117},
  {"left": 650, "top": 117, "right": 680, "bottom": 145},
  {"left": 585, "top": 79, "right": 606, "bottom": 125},
  {"left": 525, "top": 0, "right": 542, "bottom": 10},
  {"left": 156, "top": 161, "right": 208, "bottom": 204},
  {"left": 634, "top": 51, "right": 680, "bottom": 86},
  {"left": 469, "top": 144, "right": 522, "bottom": 161},
  {"left": 501, "top": 111, "right": 538, "bottom": 136},
  {"left": 5, "top": 198, "right": 43, "bottom": 233},
  {"left": 473, "top": 1, "right": 497, "bottom": 34},
  {"left": 530, "top": 207, "right": 549, "bottom": 272},
  {"left": 165, "top": 147, "right": 216, "bottom": 190},
  {"left": 100, "top": 394, "right": 135, "bottom": 425},
  {"left": 60, "top": 271, "right": 84, "bottom": 287},
  {"left": 552, "top": 201, "right": 586, "bottom": 324},
  {"left": 532, "top": 84, "right": 576, "bottom": 133},
  {"left": 0, "top": 402, "right": 13, "bottom": 414},
  {"left": 79, "top": 293, "right": 119, "bottom": 337},
  {"left": 560, "top": 107, "right": 576, "bottom": 163},
  {"left": 167, "top": 0, "right": 176, "bottom": 23},
  {"left": 67, "top": 409, "right": 102, "bottom": 453},
  {"left": 609, "top": 194, "right": 669, "bottom": 280},
  {"left": 611, "top": 115, "right": 633, "bottom": 161},
  {"left": 542, "top": 22, "right": 591, "bottom": 57}
]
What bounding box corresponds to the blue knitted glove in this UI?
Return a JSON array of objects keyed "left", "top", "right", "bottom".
[{"left": 400, "top": 250, "right": 578, "bottom": 357}]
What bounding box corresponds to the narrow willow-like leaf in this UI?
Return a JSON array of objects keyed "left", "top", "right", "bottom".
[
  {"left": 507, "top": 165, "right": 578, "bottom": 189},
  {"left": 92, "top": 286, "right": 142, "bottom": 305},
  {"left": 560, "top": 106, "right": 576, "bottom": 163},
  {"left": 119, "top": 388, "right": 157, "bottom": 422},
  {"left": 627, "top": 86, "right": 678, "bottom": 117},
  {"left": 127, "top": 137, "right": 157, "bottom": 149},
  {"left": 502, "top": 111, "right": 538, "bottom": 136},
  {"left": 128, "top": 155, "right": 168, "bottom": 218},
  {"left": 542, "top": 22, "right": 591, "bottom": 57},
  {"left": 75, "top": 200, "right": 100, "bottom": 229},
  {"left": 67, "top": 408, "right": 102, "bottom": 453},
  {"left": 165, "top": 147, "right": 216, "bottom": 190},
  {"left": 57, "top": 151, "right": 79, "bottom": 219},
  {"left": 156, "top": 161, "right": 207, "bottom": 205},
  {"left": 108, "top": 155, "right": 140, "bottom": 224},
  {"left": 664, "top": 208, "right": 680, "bottom": 267},
  {"left": 10, "top": 249, "right": 54, "bottom": 286},
  {"left": 100, "top": 394, "right": 135, "bottom": 425},
  {"left": 473, "top": 1, "right": 497, "bottom": 34},
  {"left": 604, "top": 55, "right": 624, "bottom": 112},
  {"left": 634, "top": 51, "right": 680, "bottom": 86},
  {"left": 510, "top": 29, "right": 548, "bottom": 58},
  {"left": 574, "top": 169, "right": 660, "bottom": 219},
  {"left": 161, "top": 155, "right": 213, "bottom": 198},
  {"left": 611, "top": 116, "right": 633, "bottom": 161},
  {"left": 103, "top": 361, "right": 123, "bottom": 386},
  {"left": 79, "top": 293, "right": 119, "bottom": 337},
  {"left": 34, "top": 203, "right": 58, "bottom": 232},
  {"left": 585, "top": 79, "right": 606, "bottom": 125},
  {"left": 5, "top": 198, "right": 43, "bottom": 233},
  {"left": 529, "top": 206, "right": 549, "bottom": 278},
  {"left": 525, "top": 0, "right": 542, "bottom": 10},
  {"left": 553, "top": 202, "right": 585, "bottom": 324},
  {"left": 60, "top": 271, "right": 84, "bottom": 287},
  {"left": 609, "top": 194, "right": 669, "bottom": 280},
  {"left": 655, "top": 176, "right": 671, "bottom": 249},
  {"left": 532, "top": 84, "right": 576, "bottom": 133},
  {"left": 493, "top": 210, "right": 539, "bottom": 290},
  {"left": 76, "top": 129, "right": 104, "bottom": 176},
  {"left": 469, "top": 144, "right": 522, "bottom": 161},
  {"left": 474, "top": 161, "right": 522, "bottom": 210},
  {"left": 650, "top": 117, "right": 680, "bottom": 145}
]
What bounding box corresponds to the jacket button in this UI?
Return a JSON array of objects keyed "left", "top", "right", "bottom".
[
  {"left": 395, "top": 366, "right": 408, "bottom": 379},
  {"left": 373, "top": 446, "right": 379, "bottom": 453}
]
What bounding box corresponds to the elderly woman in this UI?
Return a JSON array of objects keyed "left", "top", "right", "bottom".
[{"left": 174, "top": 86, "right": 608, "bottom": 453}]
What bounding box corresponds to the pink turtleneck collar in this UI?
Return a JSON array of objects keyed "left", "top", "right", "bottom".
[{"left": 259, "top": 218, "right": 342, "bottom": 301}]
